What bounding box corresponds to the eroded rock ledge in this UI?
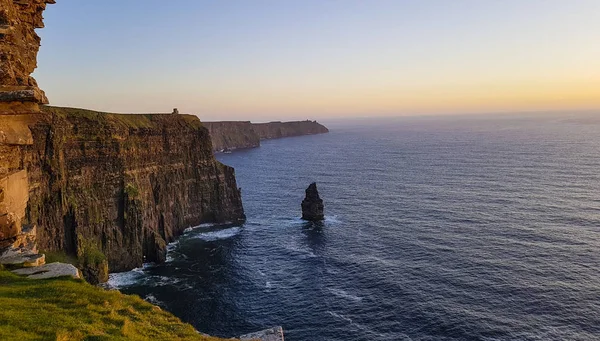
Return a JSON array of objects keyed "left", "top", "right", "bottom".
[{"left": 204, "top": 120, "right": 329, "bottom": 152}]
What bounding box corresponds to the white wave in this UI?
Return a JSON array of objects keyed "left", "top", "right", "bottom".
[
  {"left": 165, "top": 240, "right": 180, "bottom": 263},
  {"left": 327, "top": 288, "right": 363, "bottom": 302},
  {"left": 148, "top": 275, "right": 183, "bottom": 287},
  {"left": 328, "top": 311, "right": 354, "bottom": 324},
  {"left": 184, "top": 223, "right": 219, "bottom": 234},
  {"left": 284, "top": 215, "right": 342, "bottom": 226},
  {"left": 144, "top": 294, "right": 165, "bottom": 307},
  {"left": 283, "top": 241, "right": 317, "bottom": 258},
  {"left": 106, "top": 266, "right": 146, "bottom": 289},
  {"left": 190, "top": 226, "right": 242, "bottom": 241},
  {"left": 324, "top": 215, "right": 342, "bottom": 224}
]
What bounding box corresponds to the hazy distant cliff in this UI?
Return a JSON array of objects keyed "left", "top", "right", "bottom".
[
  {"left": 253, "top": 120, "right": 329, "bottom": 140},
  {"left": 204, "top": 120, "right": 329, "bottom": 152},
  {"left": 24, "top": 106, "right": 245, "bottom": 272},
  {"left": 203, "top": 121, "right": 261, "bottom": 152}
]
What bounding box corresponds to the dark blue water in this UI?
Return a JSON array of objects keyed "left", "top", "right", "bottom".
[{"left": 109, "top": 113, "right": 600, "bottom": 341}]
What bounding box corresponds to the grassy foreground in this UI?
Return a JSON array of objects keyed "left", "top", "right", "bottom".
[{"left": 0, "top": 271, "right": 230, "bottom": 341}]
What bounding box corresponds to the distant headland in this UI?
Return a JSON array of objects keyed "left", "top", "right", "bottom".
[{"left": 204, "top": 120, "right": 329, "bottom": 152}]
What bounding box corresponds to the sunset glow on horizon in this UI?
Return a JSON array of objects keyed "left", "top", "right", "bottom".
[{"left": 35, "top": 0, "right": 600, "bottom": 121}]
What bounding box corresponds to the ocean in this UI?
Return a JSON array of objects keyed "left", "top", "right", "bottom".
[{"left": 108, "top": 112, "right": 600, "bottom": 341}]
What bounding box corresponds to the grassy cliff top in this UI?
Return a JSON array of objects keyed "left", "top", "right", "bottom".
[
  {"left": 0, "top": 271, "right": 231, "bottom": 341},
  {"left": 41, "top": 105, "right": 203, "bottom": 130}
]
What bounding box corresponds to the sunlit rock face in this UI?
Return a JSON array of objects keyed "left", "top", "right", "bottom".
[
  {"left": 0, "top": 0, "right": 55, "bottom": 113},
  {"left": 0, "top": 0, "right": 54, "bottom": 250}
]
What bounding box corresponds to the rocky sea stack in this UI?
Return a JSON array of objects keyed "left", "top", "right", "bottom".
[{"left": 301, "top": 183, "right": 324, "bottom": 221}]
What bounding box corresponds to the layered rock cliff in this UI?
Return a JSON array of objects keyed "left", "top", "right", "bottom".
[
  {"left": 22, "top": 106, "right": 245, "bottom": 272},
  {"left": 203, "top": 121, "right": 260, "bottom": 152},
  {"left": 204, "top": 120, "right": 329, "bottom": 152}
]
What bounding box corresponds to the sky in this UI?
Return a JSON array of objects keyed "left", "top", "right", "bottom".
[{"left": 34, "top": 0, "right": 600, "bottom": 121}]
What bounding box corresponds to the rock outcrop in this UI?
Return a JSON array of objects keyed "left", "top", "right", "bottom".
[
  {"left": 17, "top": 106, "right": 245, "bottom": 272},
  {"left": 240, "top": 326, "right": 285, "bottom": 341},
  {"left": 0, "top": 0, "right": 55, "bottom": 113},
  {"left": 301, "top": 183, "right": 324, "bottom": 221},
  {"left": 0, "top": 0, "right": 54, "bottom": 272},
  {"left": 12, "top": 262, "right": 80, "bottom": 280},
  {"left": 203, "top": 120, "right": 329, "bottom": 152}
]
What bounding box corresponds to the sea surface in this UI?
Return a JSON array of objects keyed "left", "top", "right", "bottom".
[{"left": 108, "top": 112, "right": 600, "bottom": 341}]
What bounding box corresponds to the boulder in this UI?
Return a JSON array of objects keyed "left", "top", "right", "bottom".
[
  {"left": 301, "top": 183, "right": 324, "bottom": 221},
  {"left": 240, "top": 326, "right": 285, "bottom": 341},
  {"left": 12, "top": 262, "right": 80, "bottom": 280}
]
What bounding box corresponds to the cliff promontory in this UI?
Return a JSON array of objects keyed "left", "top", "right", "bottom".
[
  {"left": 253, "top": 120, "right": 329, "bottom": 140},
  {"left": 203, "top": 121, "right": 261, "bottom": 152},
  {"left": 204, "top": 120, "right": 329, "bottom": 152},
  {"left": 23, "top": 106, "right": 245, "bottom": 272}
]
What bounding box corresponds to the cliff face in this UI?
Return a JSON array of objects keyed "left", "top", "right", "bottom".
[
  {"left": 203, "top": 121, "right": 260, "bottom": 152},
  {"left": 24, "top": 107, "right": 245, "bottom": 272},
  {"left": 204, "top": 120, "right": 329, "bottom": 152},
  {"left": 0, "top": 0, "right": 54, "bottom": 112},
  {"left": 252, "top": 120, "right": 329, "bottom": 140}
]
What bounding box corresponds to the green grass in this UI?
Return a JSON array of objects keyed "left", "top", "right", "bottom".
[
  {"left": 43, "top": 251, "right": 78, "bottom": 266},
  {"left": 41, "top": 105, "right": 203, "bottom": 130},
  {"left": 0, "top": 271, "right": 232, "bottom": 341}
]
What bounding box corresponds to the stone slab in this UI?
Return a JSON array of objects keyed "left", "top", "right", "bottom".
[
  {"left": 12, "top": 262, "right": 80, "bottom": 279},
  {"left": 240, "top": 326, "right": 285, "bottom": 341},
  {"left": 0, "top": 86, "right": 48, "bottom": 105}
]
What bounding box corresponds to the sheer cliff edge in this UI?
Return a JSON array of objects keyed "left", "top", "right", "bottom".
[{"left": 24, "top": 106, "right": 245, "bottom": 272}]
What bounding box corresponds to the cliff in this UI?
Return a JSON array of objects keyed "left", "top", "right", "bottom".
[
  {"left": 253, "top": 120, "right": 329, "bottom": 140},
  {"left": 20, "top": 106, "right": 245, "bottom": 272},
  {"left": 203, "top": 121, "right": 260, "bottom": 152},
  {"left": 204, "top": 120, "right": 329, "bottom": 152}
]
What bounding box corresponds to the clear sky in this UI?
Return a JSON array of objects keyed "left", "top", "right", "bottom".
[{"left": 34, "top": 0, "right": 600, "bottom": 121}]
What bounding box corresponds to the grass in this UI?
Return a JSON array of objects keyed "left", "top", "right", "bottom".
[
  {"left": 43, "top": 251, "right": 78, "bottom": 266},
  {"left": 41, "top": 105, "right": 204, "bottom": 130},
  {"left": 0, "top": 271, "right": 233, "bottom": 341}
]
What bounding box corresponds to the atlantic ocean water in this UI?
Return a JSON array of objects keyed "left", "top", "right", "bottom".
[{"left": 108, "top": 113, "right": 600, "bottom": 341}]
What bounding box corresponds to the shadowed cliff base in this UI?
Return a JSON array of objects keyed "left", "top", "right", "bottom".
[
  {"left": 16, "top": 106, "right": 246, "bottom": 273},
  {"left": 204, "top": 120, "right": 329, "bottom": 152}
]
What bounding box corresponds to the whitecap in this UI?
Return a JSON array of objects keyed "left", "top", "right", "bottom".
[
  {"left": 190, "top": 226, "right": 242, "bottom": 241},
  {"left": 144, "top": 294, "right": 165, "bottom": 307},
  {"left": 327, "top": 287, "right": 363, "bottom": 302},
  {"left": 324, "top": 215, "right": 342, "bottom": 224},
  {"left": 106, "top": 266, "right": 146, "bottom": 289},
  {"left": 328, "top": 311, "right": 354, "bottom": 324},
  {"left": 283, "top": 241, "right": 317, "bottom": 258},
  {"left": 184, "top": 223, "right": 220, "bottom": 234}
]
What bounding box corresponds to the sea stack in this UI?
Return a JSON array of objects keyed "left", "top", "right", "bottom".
[{"left": 301, "top": 183, "right": 325, "bottom": 221}]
